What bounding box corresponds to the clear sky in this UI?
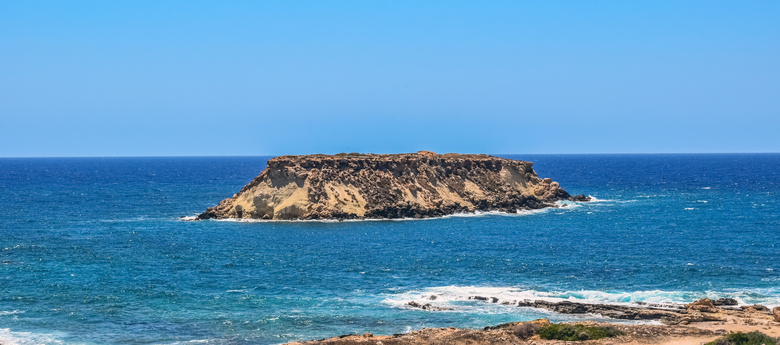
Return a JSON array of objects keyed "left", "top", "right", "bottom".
[{"left": 1, "top": 1, "right": 778, "bottom": 157}]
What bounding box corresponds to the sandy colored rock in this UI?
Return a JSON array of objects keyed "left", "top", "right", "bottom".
[
  {"left": 741, "top": 304, "right": 771, "bottom": 313},
  {"left": 685, "top": 298, "right": 717, "bottom": 313},
  {"left": 774, "top": 306, "right": 780, "bottom": 322},
  {"left": 284, "top": 299, "right": 780, "bottom": 345},
  {"left": 196, "top": 152, "right": 587, "bottom": 220},
  {"left": 284, "top": 319, "right": 726, "bottom": 345}
]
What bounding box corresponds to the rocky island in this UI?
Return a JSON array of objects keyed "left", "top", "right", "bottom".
[{"left": 196, "top": 151, "right": 589, "bottom": 221}]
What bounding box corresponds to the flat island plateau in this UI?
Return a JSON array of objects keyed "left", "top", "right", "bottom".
[{"left": 196, "top": 151, "right": 589, "bottom": 221}]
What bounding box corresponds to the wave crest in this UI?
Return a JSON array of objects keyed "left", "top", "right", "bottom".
[
  {"left": 0, "top": 328, "right": 68, "bottom": 345},
  {"left": 382, "top": 286, "right": 780, "bottom": 312}
]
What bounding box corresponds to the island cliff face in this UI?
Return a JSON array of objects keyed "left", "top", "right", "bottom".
[{"left": 196, "top": 151, "right": 588, "bottom": 221}]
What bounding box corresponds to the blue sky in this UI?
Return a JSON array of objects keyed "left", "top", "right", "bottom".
[{"left": 1, "top": 1, "right": 778, "bottom": 156}]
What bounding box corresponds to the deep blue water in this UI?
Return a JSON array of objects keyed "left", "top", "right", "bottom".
[{"left": 1, "top": 154, "right": 779, "bottom": 344}]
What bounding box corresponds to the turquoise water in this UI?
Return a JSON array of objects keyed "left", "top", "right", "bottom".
[{"left": 1, "top": 154, "right": 779, "bottom": 344}]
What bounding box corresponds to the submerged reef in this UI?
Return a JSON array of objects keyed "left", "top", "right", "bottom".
[{"left": 195, "top": 151, "right": 588, "bottom": 221}]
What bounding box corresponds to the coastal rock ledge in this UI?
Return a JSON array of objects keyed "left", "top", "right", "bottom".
[{"left": 196, "top": 151, "right": 589, "bottom": 221}]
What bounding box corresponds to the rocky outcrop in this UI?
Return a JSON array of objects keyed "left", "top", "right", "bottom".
[
  {"left": 520, "top": 300, "right": 686, "bottom": 323},
  {"left": 284, "top": 319, "right": 725, "bottom": 345},
  {"left": 196, "top": 152, "right": 588, "bottom": 221},
  {"left": 461, "top": 296, "right": 688, "bottom": 324},
  {"left": 285, "top": 297, "right": 780, "bottom": 345},
  {"left": 741, "top": 304, "right": 771, "bottom": 313},
  {"left": 685, "top": 298, "right": 717, "bottom": 313},
  {"left": 774, "top": 306, "right": 780, "bottom": 322},
  {"left": 441, "top": 296, "right": 775, "bottom": 326},
  {"left": 406, "top": 301, "right": 453, "bottom": 311}
]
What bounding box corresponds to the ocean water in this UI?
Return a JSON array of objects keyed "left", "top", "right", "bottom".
[{"left": 1, "top": 154, "right": 779, "bottom": 345}]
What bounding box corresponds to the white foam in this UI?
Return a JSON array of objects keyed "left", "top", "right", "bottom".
[
  {"left": 381, "top": 285, "right": 780, "bottom": 313},
  {"left": 97, "top": 216, "right": 152, "bottom": 223},
  {"left": 586, "top": 196, "right": 639, "bottom": 204},
  {"left": 385, "top": 286, "right": 676, "bottom": 310},
  {"left": 442, "top": 207, "right": 560, "bottom": 219},
  {"left": 586, "top": 196, "right": 613, "bottom": 202},
  {"left": 226, "top": 288, "right": 254, "bottom": 293},
  {"left": 0, "top": 328, "right": 70, "bottom": 345},
  {"left": 554, "top": 200, "right": 583, "bottom": 208},
  {"left": 0, "top": 310, "right": 24, "bottom": 316},
  {"left": 161, "top": 339, "right": 216, "bottom": 345}
]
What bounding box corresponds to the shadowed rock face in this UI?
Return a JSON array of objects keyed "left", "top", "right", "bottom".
[{"left": 196, "top": 152, "right": 588, "bottom": 221}]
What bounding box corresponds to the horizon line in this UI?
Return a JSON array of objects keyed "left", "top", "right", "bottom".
[{"left": 2, "top": 152, "right": 780, "bottom": 159}]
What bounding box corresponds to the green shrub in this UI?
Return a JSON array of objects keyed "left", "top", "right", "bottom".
[
  {"left": 705, "top": 331, "right": 778, "bottom": 345},
  {"left": 538, "top": 323, "right": 623, "bottom": 341}
]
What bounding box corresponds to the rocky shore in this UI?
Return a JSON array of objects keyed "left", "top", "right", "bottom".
[
  {"left": 286, "top": 298, "right": 780, "bottom": 345},
  {"left": 195, "top": 151, "right": 588, "bottom": 221}
]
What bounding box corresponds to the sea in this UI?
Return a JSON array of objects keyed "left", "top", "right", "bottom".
[{"left": 1, "top": 154, "right": 779, "bottom": 345}]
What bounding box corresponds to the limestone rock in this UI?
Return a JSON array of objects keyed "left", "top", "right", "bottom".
[
  {"left": 741, "top": 304, "right": 770, "bottom": 313},
  {"left": 773, "top": 306, "right": 780, "bottom": 322},
  {"left": 196, "top": 152, "right": 584, "bottom": 220},
  {"left": 685, "top": 298, "right": 717, "bottom": 313}
]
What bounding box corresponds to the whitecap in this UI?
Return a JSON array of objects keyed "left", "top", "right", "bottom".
[
  {"left": 0, "top": 328, "right": 70, "bottom": 345},
  {"left": 381, "top": 285, "right": 780, "bottom": 313},
  {"left": 587, "top": 197, "right": 639, "bottom": 204},
  {"left": 97, "top": 216, "right": 153, "bottom": 223},
  {"left": 160, "top": 339, "right": 217, "bottom": 345},
  {"left": 586, "top": 196, "right": 613, "bottom": 202}
]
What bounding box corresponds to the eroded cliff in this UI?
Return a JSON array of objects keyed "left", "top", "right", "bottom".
[{"left": 196, "top": 151, "right": 588, "bottom": 220}]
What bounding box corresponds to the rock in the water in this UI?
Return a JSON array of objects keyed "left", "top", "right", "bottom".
[
  {"left": 196, "top": 152, "right": 584, "bottom": 220},
  {"left": 712, "top": 298, "right": 738, "bottom": 306},
  {"left": 568, "top": 194, "right": 591, "bottom": 202},
  {"left": 406, "top": 301, "right": 453, "bottom": 311}
]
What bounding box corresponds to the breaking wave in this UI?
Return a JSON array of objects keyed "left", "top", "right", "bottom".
[
  {"left": 381, "top": 285, "right": 780, "bottom": 312},
  {"left": 0, "top": 328, "right": 69, "bottom": 345}
]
